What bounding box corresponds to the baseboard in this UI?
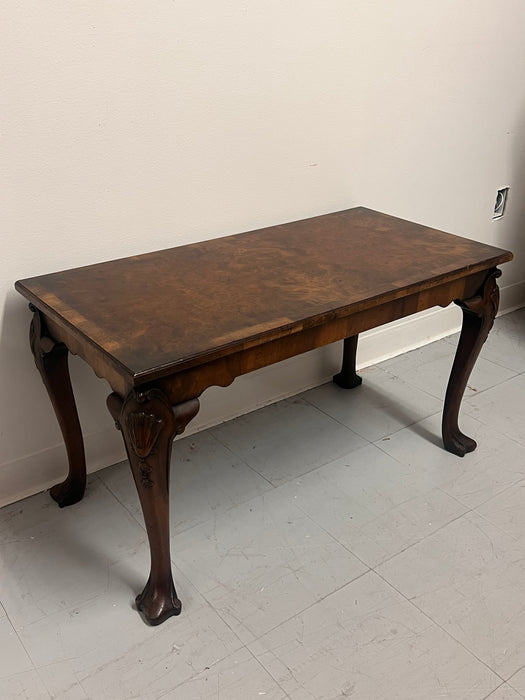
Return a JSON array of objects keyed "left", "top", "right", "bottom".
[
  {"left": 2, "top": 280, "right": 523, "bottom": 508},
  {"left": 0, "top": 428, "right": 125, "bottom": 509},
  {"left": 499, "top": 279, "right": 525, "bottom": 315}
]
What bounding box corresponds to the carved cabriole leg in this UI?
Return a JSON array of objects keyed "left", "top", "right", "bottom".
[
  {"left": 107, "top": 387, "right": 199, "bottom": 625},
  {"left": 29, "top": 305, "right": 87, "bottom": 507},
  {"left": 442, "top": 268, "right": 501, "bottom": 457},
  {"left": 333, "top": 335, "right": 362, "bottom": 389}
]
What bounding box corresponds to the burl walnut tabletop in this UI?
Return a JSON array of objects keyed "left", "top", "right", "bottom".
[{"left": 15, "top": 207, "right": 513, "bottom": 625}]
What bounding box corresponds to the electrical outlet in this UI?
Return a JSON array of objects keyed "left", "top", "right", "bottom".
[{"left": 493, "top": 187, "right": 509, "bottom": 219}]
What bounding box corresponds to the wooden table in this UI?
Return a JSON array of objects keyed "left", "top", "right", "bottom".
[{"left": 15, "top": 207, "right": 513, "bottom": 625}]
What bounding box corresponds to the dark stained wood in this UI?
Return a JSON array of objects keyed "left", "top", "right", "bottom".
[
  {"left": 107, "top": 388, "right": 199, "bottom": 625},
  {"left": 333, "top": 335, "right": 362, "bottom": 389},
  {"left": 153, "top": 268, "right": 493, "bottom": 405},
  {"left": 29, "top": 305, "right": 86, "bottom": 506},
  {"left": 15, "top": 208, "right": 513, "bottom": 390},
  {"left": 15, "top": 207, "right": 513, "bottom": 625},
  {"left": 442, "top": 268, "right": 501, "bottom": 456}
]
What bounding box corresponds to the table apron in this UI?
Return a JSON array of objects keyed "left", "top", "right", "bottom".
[
  {"left": 157, "top": 269, "right": 488, "bottom": 404},
  {"left": 43, "top": 315, "right": 130, "bottom": 396}
]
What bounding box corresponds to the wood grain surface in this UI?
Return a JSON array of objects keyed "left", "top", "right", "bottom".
[{"left": 16, "top": 207, "right": 512, "bottom": 380}]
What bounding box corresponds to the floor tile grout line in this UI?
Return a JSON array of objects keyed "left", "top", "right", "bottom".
[
  {"left": 507, "top": 665, "right": 525, "bottom": 698},
  {"left": 378, "top": 362, "right": 458, "bottom": 404},
  {"left": 373, "top": 396, "right": 525, "bottom": 460},
  {"left": 463, "top": 369, "right": 525, "bottom": 398},
  {"left": 437, "top": 452, "right": 525, "bottom": 512},
  {"left": 28, "top": 626, "right": 243, "bottom": 696},
  {"left": 210, "top": 410, "right": 373, "bottom": 489},
  {"left": 459, "top": 408, "right": 525, "bottom": 450},
  {"left": 302, "top": 383, "right": 386, "bottom": 441},
  {"left": 139, "top": 640, "right": 249, "bottom": 700},
  {"left": 97, "top": 474, "right": 148, "bottom": 534},
  {"left": 300, "top": 370, "right": 445, "bottom": 441},
  {"left": 0, "top": 668, "right": 51, "bottom": 695},
  {"left": 301, "top": 392, "right": 416, "bottom": 444},
  {"left": 33, "top": 663, "right": 88, "bottom": 700},
  {"left": 28, "top": 597, "right": 248, "bottom": 700},
  {"left": 371, "top": 408, "right": 442, "bottom": 458},
  {"left": 472, "top": 486, "right": 525, "bottom": 542},
  {"left": 243, "top": 643, "right": 294, "bottom": 699},
  {"left": 99, "top": 447, "right": 304, "bottom": 552},
  {"left": 372, "top": 567, "right": 507, "bottom": 685},
  {"left": 99, "top": 450, "right": 374, "bottom": 572},
  {"left": 371, "top": 403, "right": 525, "bottom": 493},
  {"left": 231, "top": 568, "right": 373, "bottom": 650},
  {"left": 287, "top": 495, "right": 374, "bottom": 572},
  {"left": 383, "top": 368, "right": 521, "bottom": 414},
  {"left": 378, "top": 318, "right": 524, "bottom": 393},
  {"left": 480, "top": 681, "right": 514, "bottom": 700},
  {"left": 473, "top": 350, "right": 525, "bottom": 375},
  {"left": 273, "top": 460, "right": 459, "bottom": 574},
  {"left": 97, "top": 441, "right": 267, "bottom": 541},
  {"left": 369, "top": 506, "right": 473, "bottom": 569},
  {"left": 2, "top": 607, "right": 40, "bottom": 676},
  {"left": 435, "top": 484, "right": 473, "bottom": 510},
  {"left": 206, "top": 429, "right": 277, "bottom": 489},
  {"left": 176, "top": 462, "right": 369, "bottom": 547}
]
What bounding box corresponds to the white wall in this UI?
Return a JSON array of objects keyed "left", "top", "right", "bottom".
[{"left": 2, "top": 1, "right": 525, "bottom": 507}]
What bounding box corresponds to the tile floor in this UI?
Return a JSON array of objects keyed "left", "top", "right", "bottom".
[{"left": 1, "top": 307, "right": 524, "bottom": 699}]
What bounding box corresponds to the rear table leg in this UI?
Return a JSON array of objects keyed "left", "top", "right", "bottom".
[
  {"left": 108, "top": 387, "right": 199, "bottom": 625},
  {"left": 29, "top": 305, "right": 87, "bottom": 507},
  {"left": 442, "top": 268, "right": 501, "bottom": 456},
  {"left": 333, "top": 335, "right": 362, "bottom": 389}
]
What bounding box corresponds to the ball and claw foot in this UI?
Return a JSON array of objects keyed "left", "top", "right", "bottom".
[{"left": 135, "top": 577, "right": 182, "bottom": 626}]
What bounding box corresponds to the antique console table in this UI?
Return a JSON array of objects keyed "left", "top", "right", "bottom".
[{"left": 15, "top": 207, "right": 512, "bottom": 625}]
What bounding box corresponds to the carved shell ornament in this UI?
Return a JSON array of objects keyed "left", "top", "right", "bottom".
[
  {"left": 124, "top": 411, "right": 164, "bottom": 489},
  {"left": 125, "top": 411, "right": 164, "bottom": 459}
]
